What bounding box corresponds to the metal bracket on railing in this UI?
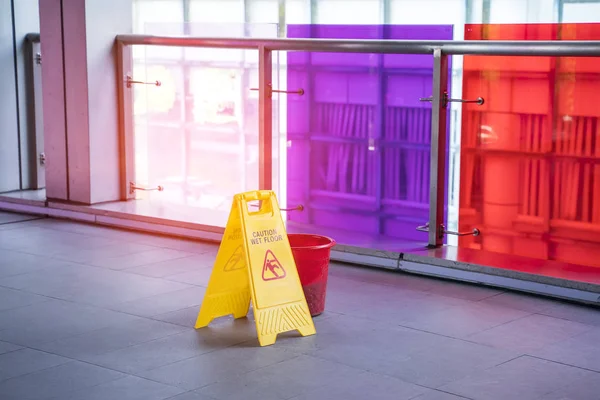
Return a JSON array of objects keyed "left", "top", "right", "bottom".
[
  {"left": 416, "top": 222, "right": 480, "bottom": 238},
  {"left": 129, "top": 182, "right": 164, "bottom": 195},
  {"left": 126, "top": 76, "right": 161, "bottom": 88},
  {"left": 250, "top": 204, "right": 304, "bottom": 212},
  {"left": 250, "top": 83, "right": 304, "bottom": 96},
  {"left": 419, "top": 92, "right": 484, "bottom": 108}
]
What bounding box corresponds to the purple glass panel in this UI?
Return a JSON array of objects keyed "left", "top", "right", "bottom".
[{"left": 286, "top": 24, "right": 453, "bottom": 250}]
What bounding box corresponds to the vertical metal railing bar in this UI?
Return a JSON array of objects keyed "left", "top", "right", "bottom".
[
  {"left": 258, "top": 45, "right": 273, "bottom": 191},
  {"left": 117, "top": 42, "right": 135, "bottom": 200},
  {"left": 428, "top": 48, "right": 449, "bottom": 247}
]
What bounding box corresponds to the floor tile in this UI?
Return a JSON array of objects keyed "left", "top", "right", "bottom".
[
  {"left": 411, "top": 390, "right": 472, "bottom": 400},
  {"left": 130, "top": 235, "right": 217, "bottom": 255},
  {"left": 477, "top": 291, "right": 559, "bottom": 313},
  {"left": 0, "top": 250, "right": 77, "bottom": 279},
  {"left": 85, "top": 322, "right": 256, "bottom": 374},
  {"left": 540, "top": 302, "right": 600, "bottom": 327},
  {"left": 539, "top": 372, "right": 600, "bottom": 399},
  {"left": 0, "top": 341, "right": 22, "bottom": 355},
  {"left": 165, "top": 392, "right": 217, "bottom": 400},
  {"left": 29, "top": 219, "right": 139, "bottom": 239},
  {"left": 36, "top": 318, "right": 189, "bottom": 360},
  {"left": 0, "top": 287, "right": 48, "bottom": 312},
  {"left": 381, "top": 337, "right": 519, "bottom": 388},
  {"left": 82, "top": 248, "right": 197, "bottom": 270},
  {"left": 0, "top": 360, "right": 126, "bottom": 400},
  {"left": 0, "top": 219, "right": 42, "bottom": 232},
  {"left": 468, "top": 314, "right": 593, "bottom": 352},
  {"left": 165, "top": 268, "right": 213, "bottom": 287},
  {"left": 0, "top": 265, "right": 192, "bottom": 307},
  {"left": 57, "top": 375, "right": 185, "bottom": 400},
  {"left": 0, "top": 227, "right": 118, "bottom": 256},
  {"left": 288, "top": 370, "right": 428, "bottom": 400},
  {"left": 0, "top": 348, "right": 70, "bottom": 381},
  {"left": 281, "top": 315, "right": 452, "bottom": 373},
  {"left": 532, "top": 327, "right": 600, "bottom": 372},
  {"left": 328, "top": 264, "right": 435, "bottom": 293},
  {"left": 441, "top": 355, "right": 594, "bottom": 400},
  {"left": 0, "top": 212, "right": 41, "bottom": 225},
  {"left": 420, "top": 278, "right": 504, "bottom": 301},
  {"left": 198, "top": 355, "right": 365, "bottom": 400},
  {"left": 324, "top": 278, "right": 468, "bottom": 325},
  {"left": 401, "top": 301, "right": 531, "bottom": 338},
  {"left": 153, "top": 305, "right": 202, "bottom": 327},
  {"left": 0, "top": 264, "right": 84, "bottom": 292},
  {"left": 110, "top": 286, "right": 206, "bottom": 317},
  {"left": 125, "top": 254, "right": 216, "bottom": 278},
  {"left": 53, "top": 242, "right": 160, "bottom": 265},
  {"left": 0, "top": 299, "right": 139, "bottom": 346},
  {"left": 139, "top": 343, "right": 298, "bottom": 390}
]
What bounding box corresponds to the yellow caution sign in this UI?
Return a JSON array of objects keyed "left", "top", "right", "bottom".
[{"left": 195, "top": 190, "right": 316, "bottom": 346}]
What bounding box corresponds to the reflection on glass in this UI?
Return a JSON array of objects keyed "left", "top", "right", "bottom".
[
  {"left": 131, "top": 23, "right": 278, "bottom": 227},
  {"left": 460, "top": 23, "right": 600, "bottom": 268},
  {"left": 286, "top": 24, "right": 453, "bottom": 250}
]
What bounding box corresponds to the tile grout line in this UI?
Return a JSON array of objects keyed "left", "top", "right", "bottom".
[
  {"left": 525, "top": 354, "right": 600, "bottom": 374},
  {"left": 120, "top": 338, "right": 301, "bottom": 390}
]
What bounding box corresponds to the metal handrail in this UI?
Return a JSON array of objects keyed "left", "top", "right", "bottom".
[
  {"left": 114, "top": 33, "right": 600, "bottom": 248},
  {"left": 116, "top": 34, "right": 600, "bottom": 56}
]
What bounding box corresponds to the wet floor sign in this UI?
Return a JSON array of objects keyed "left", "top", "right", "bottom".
[{"left": 195, "top": 190, "right": 316, "bottom": 346}]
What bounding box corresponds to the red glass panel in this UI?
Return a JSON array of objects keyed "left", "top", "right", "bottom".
[{"left": 460, "top": 23, "right": 600, "bottom": 268}]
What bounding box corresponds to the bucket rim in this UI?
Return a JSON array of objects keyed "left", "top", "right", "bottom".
[{"left": 287, "top": 233, "right": 336, "bottom": 250}]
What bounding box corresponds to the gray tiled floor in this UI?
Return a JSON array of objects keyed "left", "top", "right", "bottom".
[{"left": 1, "top": 214, "right": 600, "bottom": 399}]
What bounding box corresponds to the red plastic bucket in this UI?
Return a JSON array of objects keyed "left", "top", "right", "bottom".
[{"left": 288, "top": 234, "right": 336, "bottom": 317}]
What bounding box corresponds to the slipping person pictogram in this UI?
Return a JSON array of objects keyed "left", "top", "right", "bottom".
[
  {"left": 262, "top": 250, "right": 286, "bottom": 281},
  {"left": 223, "top": 245, "right": 245, "bottom": 271}
]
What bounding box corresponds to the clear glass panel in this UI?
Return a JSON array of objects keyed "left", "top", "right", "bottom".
[
  {"left": 390, "top": 0, "right": 466, "bottom": 243},
  {"left": 189, "top": 0, "right": 245, "bottom": 23},
  {"left": 132, "top": 23, "right": 279, "bottom": 227},
  {"left": 460, "top": 23, "right": 600, "bottom": 269},
  {"left": 132, "top": 0, "right": 184, "bottom": 34},
  {"left": 314, "top": 0, "right": 381, "bottom": 24},
  {"left": 391, "top": 0, "right": 464, "bottom": 26},
  {"left": 562, "top": 2, "right": 600, "bottom": 23},
  {"left": 247, "top": 0, "right": 279, "bottom": 24},
  {"left": 286, "top": 24, "right": 453, "bottom": 251},
  {"left": 488, "top": 0, "right": 531, "bottom": 23},
  {"left": 285, "top": 0, "right": 310, "bottom": 24}
]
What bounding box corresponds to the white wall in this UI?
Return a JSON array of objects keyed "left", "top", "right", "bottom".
[
  {"left": 14, "top": 0, "right": 41, "bottom": 190},
  {"left": 0, "top": 1, "right": 21, "bottom": 193},
  {"left": 86, "top": 0, "right": 133, "bottom": 203},
  {"left": 39, "top": 0, "right": 69, "bottom": 200},
  {"left": 39, "top": 0, "right": 132, "bottom": 204}
]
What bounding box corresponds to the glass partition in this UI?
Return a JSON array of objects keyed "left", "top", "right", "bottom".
[
  {"left": 130, "top": 23, "right": 279, "bottom": 227},
  {"left": 459, "top": 23, "right": 600, "bottom": 268},
  {"left": 285, "top": 24, "right": 453, "bottom": 250}
]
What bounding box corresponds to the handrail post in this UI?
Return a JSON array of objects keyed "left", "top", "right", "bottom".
[
  {"left": 428, "top": 48, "right": 449, "bottom": 248},
  {"left": 116, "top": 41, "right": 135, "bottom": 200},
  {"left": 258, "top": 45, "right": 273, "bottom": 191}
]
